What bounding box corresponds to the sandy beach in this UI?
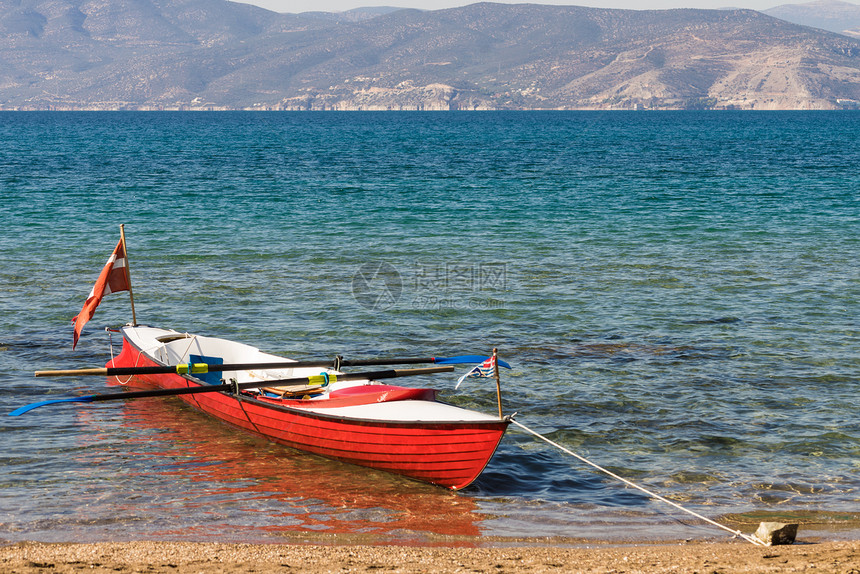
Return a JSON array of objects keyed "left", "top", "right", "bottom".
[{"left": 2, "top": 539, "right": 859, "bottom": 573}]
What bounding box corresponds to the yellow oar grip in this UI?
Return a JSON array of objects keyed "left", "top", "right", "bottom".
[
  {"left": 175, "top": 363, "right": 210, "bottom": 375},
  {"left": 307, "top": 373, "right": 337, "bottom": 386}
]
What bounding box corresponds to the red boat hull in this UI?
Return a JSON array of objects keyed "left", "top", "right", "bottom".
[{"left": 108, "top": 333, "right": 508, "bottom": 490}]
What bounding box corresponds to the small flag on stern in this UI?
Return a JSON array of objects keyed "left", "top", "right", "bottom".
[
  {"left": 455, "top": 356, "right": 497, "bottom": 389},
  {"left": 72, "top": 238, "right": 130, "bottom": 349}
]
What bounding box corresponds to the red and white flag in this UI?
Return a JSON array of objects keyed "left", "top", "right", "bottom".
[
  {"left": 72, "top": 239, "right": 130, "bottom": 349},
  {"left": 455, "top": 355, "right": 497, "bottom": 389}
]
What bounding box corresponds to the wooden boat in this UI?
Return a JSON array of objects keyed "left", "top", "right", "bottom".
[
  {"left": 12, "top": 228, "right": 509, "bottom": 489},
  {"left": 106, "top": 324, "right": 510, "bottom": 490}
]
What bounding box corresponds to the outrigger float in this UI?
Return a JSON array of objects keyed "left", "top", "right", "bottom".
[{"left": 11, "top": 226, "right": 511, "bottom": 490}]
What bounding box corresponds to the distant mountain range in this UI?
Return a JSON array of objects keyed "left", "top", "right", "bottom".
[
  {"left": 2, "top": 1, "right": 859, "bottom": 110},
  {"left": 765, "top": 0, "right": 860, "bottom": 37}
]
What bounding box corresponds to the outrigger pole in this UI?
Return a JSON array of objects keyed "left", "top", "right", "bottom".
[
  {"left": 119, "top": 224, "right": 137, "bottom": 326},
  {"left": 493, "top": 347, "right": 503, "bottom": 419}
]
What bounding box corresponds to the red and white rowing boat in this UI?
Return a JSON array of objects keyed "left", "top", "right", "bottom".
[
  {"left": 12, "top": 228, "right": 509, "bottom": 489},
  {"left": 106, "top": 325, "right": 510, "bottom": 490}
]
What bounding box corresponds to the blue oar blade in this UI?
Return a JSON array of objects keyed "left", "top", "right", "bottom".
[
  {"left": 433, "top": 355, "right": 488, "bottom": 365},
  {"left": 9, "top": 395, "right": 95, "bottom": 416},
  {"left": 434, "top": 355, "right": 512, "bottom": 369}
]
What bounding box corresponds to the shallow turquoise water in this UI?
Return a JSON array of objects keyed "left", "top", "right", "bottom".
[{"left": 1, "top": 111, "right": 858, "bottom": 543}]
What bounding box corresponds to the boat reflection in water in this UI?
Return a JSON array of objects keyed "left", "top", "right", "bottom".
[{"left": 85, "top": 395, "right": 486, "bottom": 545}]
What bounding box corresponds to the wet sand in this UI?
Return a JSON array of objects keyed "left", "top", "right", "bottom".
[{"left": 2, "top": 539, "right": 859, "bottom": 573}]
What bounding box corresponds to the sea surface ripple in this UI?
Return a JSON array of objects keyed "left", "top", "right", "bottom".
[{"left": 1, "top": 111, "right": 858, "bottom": 544}]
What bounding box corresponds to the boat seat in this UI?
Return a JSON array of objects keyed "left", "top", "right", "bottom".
[
  {"left": 260, "top": 384, "right": 326, "bottom": 399},
  {"left": 156, "top": 333, "right": 193, "bottom": 343}
]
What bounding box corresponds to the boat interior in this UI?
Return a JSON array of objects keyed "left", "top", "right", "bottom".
[{"left": 128, "top": 326, "right": 360, "bottom": 397}]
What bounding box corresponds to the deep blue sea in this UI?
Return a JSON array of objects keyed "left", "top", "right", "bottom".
[{"left": 1, "top": 111, "right": 858, "bottom": 545}]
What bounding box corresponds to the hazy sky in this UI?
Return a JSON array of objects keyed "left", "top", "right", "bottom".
[{"left": 237, "top": 0, "right": 791, "bottom": 15}]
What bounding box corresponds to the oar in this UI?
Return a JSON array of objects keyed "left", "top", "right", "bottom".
[
  {"left": 10, "top": 366, "right": 453, "bottom": 416},
  {"left": 33, "top": 355, "right": 509, "bottom": 378},
  {"left": 341, "top": 356, "right": 512, "bottom": 368}
]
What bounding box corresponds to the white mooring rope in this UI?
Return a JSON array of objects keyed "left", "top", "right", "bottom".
[{"left": 510, "top": 419, "right": 765, "bottom": 546}]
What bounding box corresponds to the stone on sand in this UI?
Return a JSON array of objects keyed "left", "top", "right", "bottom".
[{"left": 754, "top": 521, "right": 798, "bottom": 545}]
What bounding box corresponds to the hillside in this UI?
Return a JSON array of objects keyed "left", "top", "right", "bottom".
[{"left": 2, "top": 1, "right": 860, "bottom": 110}]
